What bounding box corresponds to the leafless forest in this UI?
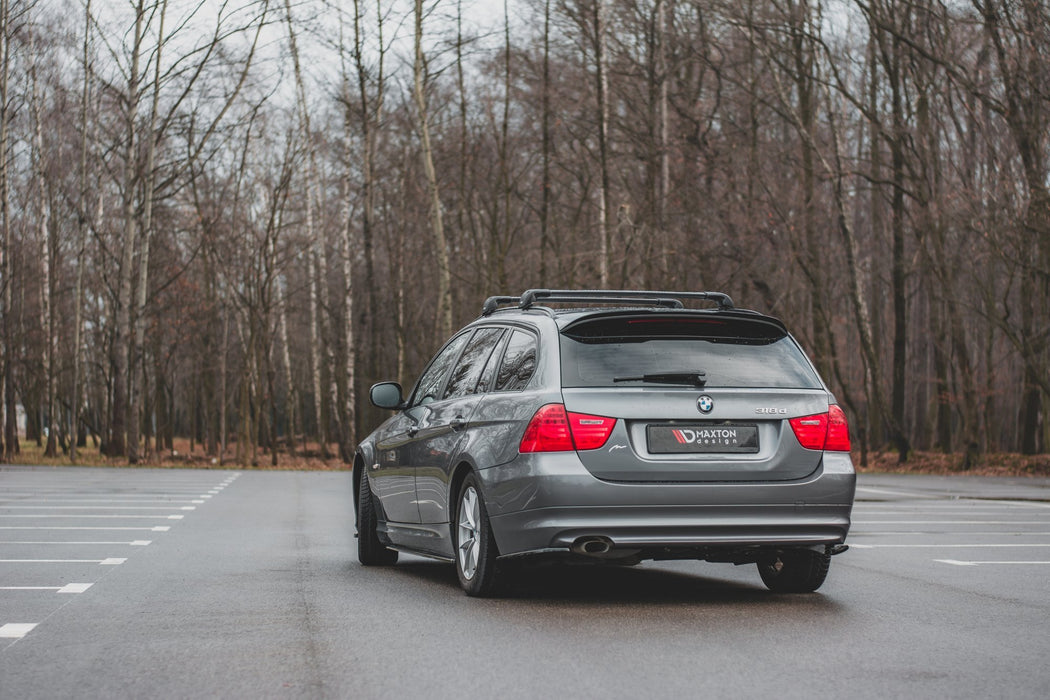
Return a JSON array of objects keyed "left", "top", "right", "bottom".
[{"left": 0, "top": 0, "right": 1047, "bottom": 467}]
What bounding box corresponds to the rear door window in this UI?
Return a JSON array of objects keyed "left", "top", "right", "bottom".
[
  {"left": 411, "top": 333, "right": 470, "bottom": 407},
  {"left": 560, "top": 315, "right": 822, "bottom": 389}
]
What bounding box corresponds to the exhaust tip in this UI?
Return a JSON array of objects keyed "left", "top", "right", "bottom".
[{"left": 571, "top": 536, "right": 614, "bottom": 556}]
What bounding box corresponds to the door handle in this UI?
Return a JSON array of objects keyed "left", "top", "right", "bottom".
[{"left": 450, "top": 417, "right": 467, "bottom": 431}]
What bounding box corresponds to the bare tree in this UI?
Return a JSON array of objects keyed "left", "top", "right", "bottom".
[{"left": 414, "top": 0, "right": 453, "bottom": 340}]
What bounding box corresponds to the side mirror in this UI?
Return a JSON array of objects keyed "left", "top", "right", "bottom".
[{"left": 370, "top": 382, "right": 405, "bottom": 410}]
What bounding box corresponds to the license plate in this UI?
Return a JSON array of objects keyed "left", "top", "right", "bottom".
[{"left": 647, "top": 424, "right": 759, "bottom": 454}]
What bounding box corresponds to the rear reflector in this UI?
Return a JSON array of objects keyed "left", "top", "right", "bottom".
[
  {"left": 520, "top": 404, "right": 617, "bottom": 453},
  {"left": 789, "top": 406, "right": 851, "bottom": 452}
]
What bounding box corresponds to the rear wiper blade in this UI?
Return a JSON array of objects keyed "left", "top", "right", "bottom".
[{"left": 613, "top": 371, "right": 707, "bottom": 387}]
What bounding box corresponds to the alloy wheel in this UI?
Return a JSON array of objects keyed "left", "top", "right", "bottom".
[{"left": 457, "top": 486, "right": 480, "bottom": 580}]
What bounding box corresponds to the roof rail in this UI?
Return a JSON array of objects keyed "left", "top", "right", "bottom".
[
  {"left": 481, "top": 296, "right": 520, "bottom": 316},
  {"left": 519, "top": 289, "right": 734, "bottom": 311},
  {"left": 481, "top": 289, "right": 735, "bottom": 316}
]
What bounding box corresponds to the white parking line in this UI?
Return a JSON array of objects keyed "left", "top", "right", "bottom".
[
  {"left": 0, "top": 558, "right": 127, "bottom": 565},
  {"left": 855, "top": 486, "right": 929, "bottom": 497},
  {"left": 0, "top": 515, "right": 183, "bottom": 520},
  {"left": 853, "top": 521, "right": 1050, "bottom": 525},
  {"left": 855, "top": 511, "right": 1045, "bottom": 516},
  {"left": 936, "top": 560, "right": 1050, "bottom": 566},
  {"left": 851, "top": 544, "right": 1050, "bottom": 549},
  {"left": 0, "top": 541, "right": 151, "bottom": 546},
  {"left": 0, "top": 526, "right": 169, "bottom": 531},
  {"left": 0, "top": 623, "right": 37, "bottom": 639},
  {"left": 0, "top": 506, "right": 195, "bottom": 511},
  {"left": 0, "top": 497, "right": 206, "bottom": 503},
  {"left": 855, "top": 531, "right": 1050, "bottom": 536},
  {"left": 0, "top": 583, "right": 93, "bottom": 593}
]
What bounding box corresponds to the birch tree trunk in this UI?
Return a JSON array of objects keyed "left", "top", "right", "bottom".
[
  {"left": 71, "top": 0, "right": 94, "bottom": 463},
  {"left": 128, "top": 0, "right": 168, "bottom": 464},
  {"left": 352, "top": 0, "right": 385, "bottom": 433},
  {"left": 111, "top": 0, "right": 146, "bottom": 458},
  {"left": 414, "top": 0, "right": 453, "bottom": 340},
  {"left": 0, "top": 0, "right": 6, "bottom": 461},
  {"left": 539, "top": 0, "right": 552, "bottom": 284},
  {"left": 28, "top": 33, "right": 58, "bottom": 457},
  {"left": 308, "top": 252, "right": 326, "bottom": 457},
  {"left": 593, "top": 0, "right": 611, "bottom": 287}
]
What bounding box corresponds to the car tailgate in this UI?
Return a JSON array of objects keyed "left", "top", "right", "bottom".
[{"left": 562, "top": 387, "right": 828, "bottom": 482}]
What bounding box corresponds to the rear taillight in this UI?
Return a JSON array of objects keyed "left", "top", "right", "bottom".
[
  {"left": 789, "top": 406, "right": 851, "bottom": 452},
  {"left": 567, "top": 412, "right": 617, "bottom": 450},
  {"left": 519, "top": 404, "right": 616, "bottom": 453},
  {"left": 825, "top": 405, "right": 851, "bottom": 451},
  {"left": 519, "top": 404, "right": 574, "bottom": 452}
]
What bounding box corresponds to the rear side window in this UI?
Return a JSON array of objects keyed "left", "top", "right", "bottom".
[
  {"left": 495, "top": 330, "right": 538, "bottom": 392},
  {"left": 443, "top": 328, "right": 505, "bottom": 399},
  {"left": 560, "top": 315, "right": 822, "bottom": 389}
]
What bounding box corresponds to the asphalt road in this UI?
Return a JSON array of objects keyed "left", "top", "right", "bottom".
[{"left": 2, "top": 466, "right": 1049, "bottom": 699}]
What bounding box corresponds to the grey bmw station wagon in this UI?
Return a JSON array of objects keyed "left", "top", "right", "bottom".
[{"left": 353, "top": 290, "right": 855, "bottom": 596}]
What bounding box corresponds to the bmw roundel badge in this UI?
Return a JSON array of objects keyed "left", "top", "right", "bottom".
[{"left": 697, "top": 395, "right": 714, "bottom": 414}]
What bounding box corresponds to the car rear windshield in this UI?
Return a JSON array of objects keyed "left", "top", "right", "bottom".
[{"left": 559, "top": 315, "right": 823, "bottom": 389}]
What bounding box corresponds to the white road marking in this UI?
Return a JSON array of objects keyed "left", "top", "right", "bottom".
[
  {"left": 855, "top": 531, "right": 1050, "bottom": 536},
  {"left": 58, "top": 583, "right": 94, "bottom": 593},
  {"left": 1, "top": 506, "right": 194, "bottom": 511},
  {"left": 0, "top": 541, "right": 151, "bottom": 546},
  {"left": 855, "top": 511, "right": 1047, "bottom": 516},
  {"left": 0, "top": 526, "right": 169, "bottom": 531},
  {"left": 851, "top": 543, "right": 1050, "bottom": 549},
  {"left": 936, "top": 560, "right": 1050, "bottom": 566},
  {"left": 0, "top": 623, "right": 37, "bottom": 639},
  {"left": 855, "top": 486, "right": 929, "bottom": 497},
  {"left": 0, "top": 584, "right": 91, "bottom": 593},
  {"left": 0, "top": 558, "right": 126, "bottom": 565},
  {"left": 0, "top": 498, "right": 207, "bottom": 504},
  {"left": 0, "top": 515, "right": 183, "bottom": 520},
  {"left": 853, "top": 521, "right": 1050, "bottom": 525}
]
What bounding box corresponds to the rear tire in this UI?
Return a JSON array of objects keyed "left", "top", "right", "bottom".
[
  {"left": 357, "top": 471, "right": 398, "bottom": 566},
  {"left": 758, "top": 549, "right": 830, "bottom": 593},
  {"left": 454, "top": 474, "right": 501, "bottom": 597}
]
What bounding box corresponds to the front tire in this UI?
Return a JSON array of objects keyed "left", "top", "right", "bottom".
[
  {"left": 357, "top": 471, "right": 398, "bottom": 566},
  {"left": 455, "top": 474, "right": 501, "bottom": 597},
  {"left": 758, "top": 549, "right": 830, "bottom": 593}
]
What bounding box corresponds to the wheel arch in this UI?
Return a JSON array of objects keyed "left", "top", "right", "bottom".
[
  {"left": 352, "top": 452, "right": 365, "bottom": 519},
  {"left": 448, "top": 461, "right": 477, "bottom": 527}
]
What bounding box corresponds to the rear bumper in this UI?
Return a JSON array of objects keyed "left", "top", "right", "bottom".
[{"left": 479, "top": 451, "right": 856, "bottom": 558}]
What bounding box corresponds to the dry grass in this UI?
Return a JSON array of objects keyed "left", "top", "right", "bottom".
[
  {"left": 6, "top": 438, "right": 350, "bottom": 471},
  {"left": 857, "top": 450, "right": 1050, "bottom": 477}
]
